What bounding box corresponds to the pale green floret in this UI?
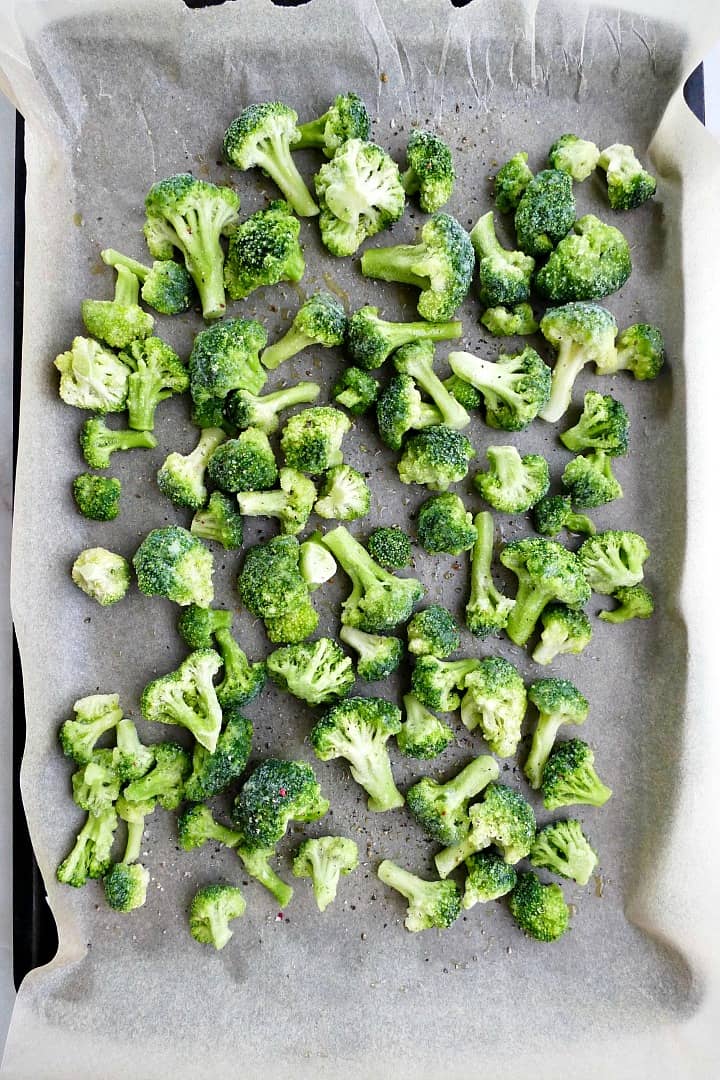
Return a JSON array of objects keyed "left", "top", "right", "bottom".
[
  {"left": 541, "top": 738, "right": 612, "bottom": 810},
  {"left": 120, "top": 335, "right": 189, "bottom": 432},
  {"left": 539, "top": 302, "right": 618, "bottom": 423},
  {"left": 292, "top": 836, "right": 359, "bottom": 911},
  {"left": 81, "top": 264, "right": 154, "bottom": 349},
  {"left": 402, "top": 128, "right": 456, "bottom": 213},
  {"left": 177, "top": 604, "right": 232, "bottom": 650},
  {"left": 296, "top": 92, "right": 371, "bottom": 157},
  {"left": 461, "top": 656, "right": 527, "bottom": 758},
  {"left": 377, "top": 860, "right": 462, "bottom": 932},
  {"left": 533, "top": 495, "right": 596, "bottom": 538},
  {"left": 398, "top": 425, "right": 475, "bottom": 492},
  {"left": 393, "top": 340, "right": 470, "bottom": 430},
  {"left": 265, "top": 601, "right": 320, "bottom": 645},
  {"left": 360, "top": 213, "right": 475, "bottom": 320},
  {"left": 481, "top": 303, "right": 539, "bottom": 337},
  {"left": 530, "top": 819, "right": 598, "bottom": 885},
  {"left": 465, "top": 511, "right": 515, "bottom": 640},
  {"left": 599, "top": 583, "right": 654, "bottom": 623},
  {"left": 225, "top": 381, "right": 321, "bottom": 433},
  {"left": 597, "top": 143, "right": 657, "bottom": 211},
  {"left": 407, "top": 606, "right": 460, "bottom": 659},
  {"left": 184, "top": 708, "right": 254, "bottom": 803},
  {"left": 71, "top": 750, "right": 121, "bottom": 816},
  {"left": 346, "top": 306, "right": 462, "bottom": 371},
  {"left": 103, "top": 863, "right": 149, "bottom": 913},
  {"left": 410, "top": 656, "right": 480, "bottom": 712},
  {"left": 55, "top": 336, "right": 131, "bottom": 413},
  {"left": 578, "top": 530, "right": 650, "bottom": 595},
  {"left": 207, "top": 428, "right": 278, "bottom": 494},
  {"left": 310, "top": 696, "right": 404, "bottom": 812},
  {"left": 474, "top": 445, "right": 550, "bottom": 514},
  {"left": 144, "top": 173, "right": 240, "bottom": 319},
  {"left": 448, "top": 347, "right": 551, "bottom": 431},
  {"left": 443, "top": 374, "right": 483, "bottom": 411},
  {"left": 280, "top": 406, "right": 352, "bottom": 475},
  {"left": 224, "top": 200, "right": 304, "bottom": 300},
  {"left": 332, "top": 367, "right": 379, "bottom": 415},
  {"left": 532, "top": 603, "right": 593, "bottom": 666},
  {"left": 339, "top": 625, "right": 404, "bottom": 682},
  {"left": 548, "top": 134, "right": 600, "bottom": 181},
  {"left": 314, "top": 465, "right": 371, "bottom": 522},
  {"left": 56, "top": 806, "right": 118, "bottom": 888},
  {"left": 597, "top": 323, "right": 665, "bottom": 380},
  {"left": 191, "top": 395, "right": 232, "bottom": 432},
  {"left": 535, "top": 214, "right": 631, "bottom": 302},
  {"left": 79, "top": 417, "right": 157, "bottom": 470},
  {"left": 500, "top": 537, "right": 591, "bottom": 647},
  {"left": 189, "top": 317, "right": 267, "bottom": 403},
  {"left": 417, "top": 492, "right": 477, "bottom": 556},
  {"left": 101, "top": 248, "right": 193, "bottom": 315},
  {"left": 462, "top": 851, "right": 517, "bottom": 909},
  {"left": 509, "top": 871, "right": 570, "bottom": 941},
  {"left": 214, "top": 628, "right": 266, "bottom": 708},
  {"left": 267, "top": 637, "right": 355, "bottom": 706},
  {"left": 59, "top": 694, "right": 123, "bottom": 764},
  {"left": 237, "top": 534, "right": 309, "bottom": 620},
  {"left": 470, "top": 211, "right": 535, "bottom": 309},
  {"left": 157, "top": 427, "right": 226, "bottom": 510},
  {"left": 367, "top": 527, "right": 412, "bottom": 570},
  {"left": 562, "top": 451, "right": 623, "bottom": 508},
  {"left": 123, "top": 743, "right": 191, "bottom": 811},
  {"left": 261, "top": 293, "right": 347, "bottom": 369},
  {"left": 406, "top": 755, "right": 499, "bottom": 844},
  {"left": 397, "top": 693, "right": 454, "bottom": 759},
  {"left": 72, "top": 547, "right": 130, "bottom": 606},
  {"left": 72, "top": 474, "right": 122, "bottom": 522},
  {"left": 236, "top": 467, "right": 317, "bottom": 535},
  {"left": 177, "top": 803, "right": 242, "bottom": 851},
  {"left": 561, "top": 390, "right": 629, "bottom": 455},
  {"left": 314, "top": 138, "right": 405, "bottom": 256},
  {"left": 299, "top": 532, "right": 337, "bottom": 589},
  {"left": 494, "top": 152, "right": 533, "bottom": 214},
  {"left": 376, "top": 375, "right": 443, "bottom": 451},
  {"left": 524, "top": 678, "right": 589, "bottom": 789},
  {"left": 133, "top": 526, "right": 214, "bottom": 607},
  {"left": 190, "top": 492, "right": 244, "bottom": 550},
  {"left": 112, "top": 718, "right": 154, "bottom": 782},
  {"left": 514, "top": 169, "right": 576, "bottom": 257},
  {"left": 435, "top": 782, "right": 536, "bottom": 878},
  {"left": 141, "top": 649, "right": 223, "bottom": 753},
  {"left": 189, "top": 884, "right": 246, "bottom": 950},
  {"left": 223, "top": 102, "right": 319, "bottom": 217}
]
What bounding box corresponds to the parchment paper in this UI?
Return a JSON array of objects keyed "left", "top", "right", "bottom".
[{"left": 2, "top": 0, "right": 720, "bottom": 1076}]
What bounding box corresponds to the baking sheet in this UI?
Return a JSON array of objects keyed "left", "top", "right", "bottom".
[{"left": 2, "top": 0, "right": 720, "bottom": 1076}]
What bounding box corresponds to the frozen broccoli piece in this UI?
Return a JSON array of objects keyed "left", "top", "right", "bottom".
[
  {"left": 465, "top": 511, "right": 515, "bottom": 639},
  {"left": 237, "top": 534, "right": 309, "bottom": 619},
  {"left": 509, "top": 871, "right": 569, "bottom": 941},
  {"left": 578, "top": 530, "right": 650, "bottom": 595},
  {"left": 462, "top": 850, "right": 517, "bottom": 909},
  {"left": 225, "top": 381, "right": 321, "bottom": 434},
  {"left": 461, "top": 656, "right": 527, "bottom": 758},
  {"left": 561, "top": 390, "right": 629, "bottom": 455},
  {"left": 393, "top": 340, "right": 470, "bottom": 431},
  {"left": 71, "top": 547, "right": 130, "bottom": 606},
  {"left": 494, "top": 152, "right": 533, "bottom": 213},
  {"left": 524, "top": 677, "right": 589, "bottom": 789},
  {"left": 411, "top": 656, "right": 480, "bottom": 712},
  {"left": 81, "top": 264, "right": 154, "bottom": 349},
  {"left": 377, "top": 860, "right": 461, "bottom": 933},
  {"left": 224, "top": 200, "right": 304, "bottom": 300},
  {"left": 177, "top": 604, "right": 232, "bottom": 650},
  {"left": 406, "top": 755, "right": 499, "bottom": 844},
  {"left": 481, "top": 303, "right": 539, "bottom": 337},
  {"left": 261, "top": 293, "right": 347, "bottom": 370},
  {"left": 532, "top": 603, "right": 593, "bottom": 666},
  {"left": 101, "top": 248, "right": 193, "bottom": 315},
  {"left": 435, "top": 782, "right": 536, "bottom": 878},
  {"left": 103, "top": 862, "right": 149, "bottom": 913},
  {"left": 443, "top": 373, "right": 483, "bottom": 411},
  {"left": 599, "top": 583, "right": 654, "bottom": 623},
  {"left": 416, "top": 492, "right": 478, "bottom": 555},
  {"left": 207, "top": 428, "right": 278, "bottom": 494},
  {"left": 514, "top": 169, "right": 575, "bottom": 256},
  {"left": 474, "top": 444, "right": 550, "bottom": 514},
  {"left": 530, "top": 819, "right": 598, "bottom": 885},
  {"left": 184, "top": 708, "right": 254, "bottom": 803},
  {"left": 398, "top": 426, "right": 475, "bottom": 491},
  {"left": 177, "top": 803, "right": 242, "bottom": 852},
  {"left": 299, "top": 532, "right": 338, "bottom": 590},
  {"left": 339, "top": 625, "right": 404, "bottom": 682},
  {"left": 189, "top": 317, "right": 267, "bottom": 404},
  {"left": 296, "top": 92, "right": 371, "bottom": 157},
  {"left": 71, "top": 750, "right": 121, "bottom": 816},
  {"left": 548, "top": 134, "right": 600, "bottom": 181},
  {"left": 56, "top": 806, "right": 118, "bottom": 888},
  {"left": 332, "top": 367, "right": 379, "bottom": 415},
  {"left": 597, "top": 323, "right": 665, "bottom": 380},
  {"left": 189, "top": 884, "right": 246, "bottom": 950},
  {"left": 190, "top": 492, "right": 244, "bottom": 551},
  {"left": 112, "top": 718, "right": 154, "bottom": 783},
  {"left": 120, "top": 335, "right": 189, "bottom": 432},
  {"left": 541, "top": 738, "right": 612, "bottom": 809},
  {"left": 533, "top": 495, "right": 596, "bottom": 538},
  {"left": 280, "top": 406, "right": 352, "bottom": 475},
  {"left": 214, "top": 628, "right": 267, "bottom": 709},
  {"left": 562, "top": 451, "right": 623, "bottom": 508},
  {"left": 236, "top": 467, "right": 317, "bottom": 535},
  {"left": 367, "top": 527, "right": 412, "bottom": 570},
  {"left": 539, "top": 302, "right": 618, "bottom": 423},
  {"left": 59, "top": 693, "right": 122, "bottom": 765},
  {"left": 470, "top": 211, "right": 535, "bottom": 308},
  {"left": 314, "top": 138, "right": 404, "bottom": 256},
  {"left": 396, "top": 692, "right": 454, "bottom": 759},
  {"left": 407, "top": 605, "right": 460, "bottom": 659},
  {"left": 264, "top": 602, "right": 320, "bottom": 645},
  {"left": 535, "top": 214, "right": 631, "bottom": 302},
  {"left": 123, "top": 743, "right": 191, "bottom": 811},
  {"left": 133, "top": 526, "right": 214, "bottom": 607},
  {"left": 72, "top": 474, "right": 121, "bottom": 522},
  {"left": 267, "top": 637, "right": 355, "bottom": 706},
  {"left": 54, "top": 336, "right": 130, "bottom": 413},
  {"left": 157, "top": 427, "right": 226, "bottom": 510},
  {"left": 292, "top": 836, "right": 359, "bottom": 911},
  {"left": 346, "top": 306, "right": 462, "bottom": 372},
  {"left": 79, "top": 417, "right": 156, "bottom": 470},
  {"left": 500, "top": 537, "right": 591, "bottom": 647},
  {"left": 376, "top": 375, "right": 443, "bottom": 451},
  {"left": 448, "top": 346, "right": 551, "bottom": 431},
  {"left": 314, "top": 465, "right": 371, "bottom": 522},
  {"left": 141, "top": 650, "right": 223, "bottom": 753},
  {"left": 401, "top": 128, "right": 456, "bottom": 212},
  {"left": 598, "top": 143, "right": 657, "bottom": 211}
]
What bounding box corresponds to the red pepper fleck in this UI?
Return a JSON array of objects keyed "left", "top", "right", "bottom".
[{"left": 278, "top": 787, "right": 287, "bottom": 797}]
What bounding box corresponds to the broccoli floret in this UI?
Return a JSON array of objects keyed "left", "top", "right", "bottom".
[
  {"left": 310, "top": 696, "right": 403, "bottom": 812},
  {"left": 296, "top": 92, "right": 371, "bottom": 157},
  {"left": 562, "top": 451, "right": 623, "bottom": 508},
  {"left": 134, "top": 526, "right": 214, "bottom": 607},
  {"left": 314, "top": 465, "right": 371, "bottom": 522},
  {"left": 470, "top": 211, "right": 535, "bottom": 308},
  {"left": 103, "top": 862, "right": 149, "bottom": 913},
  {"left": 144, "top": 173, "right": 240, "bottom": 319},
  {"left": 524, "top": 678, "right": 589, "bottom": 789},
  {"left": 397, "top": 692, "right": 454, "bottom": 759},
  {"left": 236, "top": 467, "right": 317, "bottom": 534},
  {"left": 223, "top": 102, "right": 319, "bottom": 217},
  {"left": 101, "top": 248, "right": 193, "bottom": 315},
  {"left": 346, "top": 306, "right": 462, "bottom": 372},
  {"left": 514, "top": 168, "right": 576, "bottom": 257},
  {"left": 407, "top": 605, "right": 460, "bottom": 658},
  {"left": 321, "top": 525, "right": 424, "bottom": 633},
  {"left": 401, "top": 128, "right": 456, "bottom": 213},
  {"left": 214, "top": 628, "right": 266, "bottom": 708},
  {"left": 536, "top": 214, "right": 632, "bottom": 303},
  {"left": 190, "top": 492, "right": 244, "bottom": 551},
  {"left": 115, "top": 794, "right": 155, "bottom": 863},
  {"left": 361, "top": 213, "right": 474, "bottom": 320},
  {"left": 393, "top": 340, "right": 470, "bottom": 431},
  {"left": 448, "top": 347, "right": 551, "bottom": 431},
  {"left": 548, "top": 134, "right": 600, "bottom": 181},
  {"left": 600, "top": 583, "right": 654, "bottom": 623},
  {"left": 339, "top": 625, "right": 404, "bottom": 682},
  {"left": 184, "top": 708, "right": 253, "bottom": 803},
  {"left": 443, "top": 374, "right": 483, "bottom": 411},
  {"left": 541, "top": 738, "right": 612, "bottom": 809},
  {"left": 416, "top": 492, "right": 477, "bottom": 555},
  {"left": 191, "top": 394, "right": 234, "bottom": 432},
  {"left": 112, "top": 718, "right": 154, "bottom": 783},
  {"left": 280, "top": 406, "right": 352, "bottom": 475},
  {"left": 410, "top": 656, "right": 480, "bottom": 712},
  {"left": 533, "top": 495, "right": 596, "bottom": 538},
  {"left": 299, "top": 532, "right": 337, "bottom": 590},
  {"left": 207, "top": 428, "right": 278, "bottom": 493},
  {"left": 461, "top": 657, "right": 527, "bottom": 758},
  {"left": 123, "top": 742, "right": 191, "bottom": 810},
  {"left": 398, "top": 425, "right": 475, "bottom": 492},
  {"left": 120, "top": 335, "right": 189, "bottom": 432},
  {"left": 59, "top": 693, "right": 123, "bottom": 764},
  {"left": 314, "top": 138, "right": 405, "bottom": 256},
  {"left": 267, "top": 637, "right": 355, "bottom": 706},
  {"left": 56, "top": 806, "right": 118, "bottom": 887},
  {"left": 538, "top": 302, "right": 618, "bottom": 423},
  {"left": 376, "top": 375, "right": 442, "bottom": 451},
  {"left": 261, "top": 292, "right": 347, "bottom": 370},
  {"left": 225, "top": 381, "right": 321, "bottom": 433},
  {"left": 332, "top": 367, "right": 379, "bottom": 415},
  {"left": 462, "top": 851, "right": 517, "bottom": 909},
  {"left": 54, "top": 336, "right": 130, "bottom": 413},
  {"left": 509, "top": 871, "right": 570, "bottom": 941},
  {"left": 578, "top": 530, "right": 650, "bottom": 595},
  {"left": 177, "top": 604, "right": 232, "bottom": 649},
  {"left": 434, "top": 782, "right": 536, "bottom": 878},
  {"left": 157, "top": 428, "right": 226, "bottom": 510},
  {"left": 141, "top": 650, "right": 223, "bottom": 752},
  {"left": 71, "top": 751, "right": 121, "bottom": 816},
  {"left": 500, "top": 537, "right": 591, "bottom": 647},
  {"left": 177, "top": 803, "right": 242, "bottom": 851},
  {"left": 224, "top": 200, "right": 304, "bottom": 301},
  {"left": 189, "top": 884, "right": 246, "bottom": 950},
  {"left": 406, "top": 755, "right": 499, "bottom": 844},
  {"left": 72, "top": 474, "right": 121, "bottom": 522},
  {"left": 474, "top": 445, "right": 550, "bottom": 514},
  {"left": 561, "top": 390, "right": 629, "bottom": 455},
  {"left": 79, "top": 417, "right": 157, "bottom": 470},
  {"left": 598, "top": 323, "right": 665, "bottom": 380},
  {"left": 264, "top": 602, "right": 320, "bottom": 645},
  {"left": 530, "top": 819, "right": 598, "bottom": 885},
  {"left": 367, "top": 527, "right": 412, "bottom": 570},
  {"left": 292, "top": 836, "right": 359, "bottom": 911},
  {"left": 71, "top": 547, "right": 130, "bottom": 606},
  {"left": 532, "top": 602, "right": 593, "bottom": 666},
  {"left": 465, "top": 511, "right": 515, "bottom": 639},
  {"left": 598, "top": 143, "right": 657, "bottom": 210},
  {"left": 494, "top": 152, "right": 533, "bottom": 213},
  {"left": 377, "top": 860, "right": 461, "bottom": 932},
  {"left": 481, "top": 303, "right": 539, "bottom": 337},
  {"left": 237, "top": 534, "right": 309, "bottom": 619},
  {"left": 81, "top": 264, "right": 154, "bottom": 349},
  {"left": 189, "top": 319, "right": 268, "bottom": 412}
]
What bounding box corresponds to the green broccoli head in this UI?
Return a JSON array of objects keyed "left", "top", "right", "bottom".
[
  {"left": 538, "top": 301, "right": 618, "bottom": 423},
  {"left": 190, "top": 492, "right": 244, "bottom": 551},
  {"left": 133, "top": 526, "right": 214, "bottom": 607},
  {"left": 72, "top": 474, "right": 122, "bottom": 522},
  {"left": 470, "top": 211, "right": 535, "bottom": 308},
  {"left": 112, "top": 718, "right": 154, "bottom": 784},
  {"left": 598, "top": 143, "right": 657, "bottom": 211},
  {"left": 562, "top": 450, "right": 623, "bottom": 508},
  {"left": 535, "top": 214, "right": 631, "bottom": 302},
  {"left": 120, "top": 335, "right": 189, "bottom": 432},
  {"left": 280, "top": 406, "right": 352, "bottom": 474},
  {"left": 416, "top": 492, "right": 478, "bottom": 555},
  {"left": 410, "top": 656, "right": 480, "bottom": 712},
  {"left": 443, "top": 374, "right": 483, "bottom": 411},
  {"left": 346, "top": 306, "right": 462, "bottom": 371},
  {"left": 338, "top": 625, "right": 404, "bottom": 682},
  {"left": 224, "top": 200, "right": 304, "bottom": 300},
  {"left": 213, "top": 627, "right": 267, "bottom": 708},
  {"left": 81, "top": 264, "right": 154, "bottom": 349},
  {"left": 524, "top": 677, "right": 589, "bottom": 789},
  {"left": 59, "top": 693, "right": 123, "bottom": 764},
  {"left": 56, "top": 806, "right": 118, "bottom": 888},
  {"left": 157, "top": 427, "right": 226, "bottom": 510},
  {"left": 332, "top": 367, "right": 379, "bottom": 416},
  {"left": 292, "top": 836, "right": 359, "bottom": 911},
  {"left": 177, "top": 603, "right": 232, "bottom": 650},
  {"left": 603, "top": 323, "right": 665, "bottom": 380},
  {"left": 264, "top": 602, "right": 320, "bottom": 645},
  {"left": 406, "top": 605, "right": 460, "bottom": 659},
  {"left": 267, "top": 637, "right": 355, "bottom": 706},
  {"left": 500, "top": 537, "right": 591, "bottom": 647},
  {"left": 406, "top": 754, "right": 499, "bottom": 844},
  {"left": 103, "top": 862, "right": 149, "bottom": 913},
  {"left": 189, "top": 317, "right": 268, "bottom": 403},
  {"left": 101, "top": 248, "right": 194, "bottom": 316},
  {"left": 532, "top": 602, "right": 593, "bottom": 666},
  {"left": 461, "top": 656, "right": 527, "bottom": 758},
  {"left": 140, "top": 649, "right": 223, "bottom": 753},
  {"left": 435, "top": 782, "right": 536, "bottom": 878},
  {"left": 177, "top": 803, "right": 241, "bottom": 851},
  {"left": 396, "top": 692, "right": 454, "bottom": 759},
  {"left": 261, "top": 292, "right": 347, "bottom": 369},
  {"left": 71, "top": 750, "right": 121, "bottom": 816},
  {"left": 465, "top": 511, "right": 515, "bottom": 640},
  {"left": 232, "top": 758, "right": 329, "bottom": 849},
  {"left": 367, "top": 527, "right": 413, "bottom": 570},
  {"left": 398, "top": 425, "right": 475, "bottom": 492},
  {"left": 530, "top": 819, "right": 598, "bottom": 886},
  {"left": 474, "top": 444, "right": 550, "bottom": 514},
  {"left": 225, "top": 382, "right": 321, "bottom": 434},
  {"left": 494, "top": 152, "right": 533, "bottom": 213},
  {"left": 189, "top": 884, "right": 246, "bottom": 950},
  {"left": 481, "top": 303, "right": 539, "bottom": 337},
  {"left": 514, "top": 169, "right": 576, "bottom": 256},
  {"left": 578, "top": 530, "right": 650, "bottom": 595},
  {"left": 315, "top": 138, "right": 405, "bottom": 256},
  {"left": 377, "top": 860, "right": 462, "bottom": 933},
  {"left": 393, "top": 340, "right": 470, "bottom": 431},
  {"left": 599, "top": 583, "right": 654, "bottom": 623},
  {"left": 55, "top": 336, "right": 130, "bottom": 413},
  {"left": 541, "top": 738, "right": 612, "bottom": 809},
  {"left": 462, "top": 850, "right": 517, "bottom": 909},
  {"left": 548, "top": 134, "right": 600, "bottom": 181},
  {"left": 207, "top": 428, "right": 278, "bottom": 494},
  {"left": 237, "top": 534, "right": 309, "bottom": 619},
  {"left": 79, "top": 417, "right": 157, "bottom": 470},
  {"left": 448, "top": 347, "right": 551, "bottom": 431},
  {"left": 402, "top": 128, "right": 456, "bottom": 213},
  {"left": 123, "top": 742, "right": 191, "bottom": 811},
  {"left": 532, "top": 495, "right": 596, "bottom": 538},
  {"left": 376, "top": 374, "right": 442, "bottom": 451},
  {"left": 236, "top": 467, "right": 317, "bottom": 536},
  {"left": 314, "top": 465, "right": 371, "bottom": 522},
  {"left": 509, "top": 871, "right": 570, "bottom": 942},
  {"left": 296, "top": 92, "right": 371, "bottom": 157},
  {"left": 561, "top": 390, "right": 629, "bottom": 455},
  {"left": 71, "top": 547, "right": 130, "bottom": 607},
  {"left": 184, "top": 708, "right": 254, "bottom": 803}
]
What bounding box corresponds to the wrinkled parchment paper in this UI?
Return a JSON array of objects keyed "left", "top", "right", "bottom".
[{"left": 2, "top": 0, "right": 720, "bottom": 1076}]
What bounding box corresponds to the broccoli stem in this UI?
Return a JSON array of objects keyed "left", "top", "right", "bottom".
[
  {"left": 434, "top": 830, "right": 484, "bottom": 879},
  {"left": 261, "top": 326, "right": 314, "bottom": 370},
  {"left": 539, "top": 343, "right": 586, "bottom": 423},
  {"left": 207, "top": 906, "right": 233, "bottom": 949},
  {"left": 254, "top": 137, "right": 319, "bottom": 217},
  {"left": 377, "top": 860, "right": 431, "bottom": 903},
  {"left": 400, "top": 168, "right": 420, "bottom": 196},
  {"left": 505, "top": 582, "right": 555, "bottom": 647},
  {"left": 389, "top": 320, "right": 463, "bottom": 347},
  {"left": 360, "top": 244, "right": 430, "bottom": 289},
  {"left": 468, "top": 212, "right": 502, "bottom": 259},
  {"left": 237, "top": 847, "right": 294, "bottom": 907},
  {"left": 449, "top": 352, "right": 523, "bottom": 409},
  {"left": 524, "top": 715, "right": 565, "bottom": 789},
  {"left": 127, "top": 369, "right": 167, "bottom": 432},
  {"left": 169, "top": 203, "right": 228, "bottom": 320},
  {"left": 124, "top": 818, "right": 146, "bottom": 865},
  {"left": 102, "top": 248, "right": 150, "bottom": 282},
  {"left": 321, "top": 525, "right": 395, "bottom": 598},
  {"left": 294, "top": 115, "right": 328, "bottom": 150},
  {"left": 566, "top": 510, "right": 596, "bottom": 534},
  {"left": 235, "top": 489, "right": 289, "bottom": 519},
  {"left": 441, "top": 756, "right": 500, "bottom": 815},
  {"left": 114, "top": 264, "right": 141, "bottom": 306},
  {"left": 532, "top": 625, "right": 567, "bottom": 666}
]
